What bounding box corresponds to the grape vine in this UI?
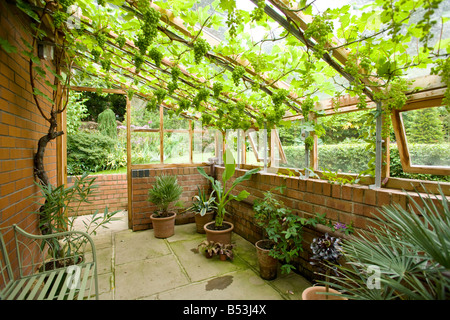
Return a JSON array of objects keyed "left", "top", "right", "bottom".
[
  {"left": 193, "top": 38, "right": 211, "bottom": 64},
  {"left": 231, "top": 66, "right": 245, "bottom": 86},
  {"left": 251, "top": 0, "right": 266, "bottom": 22},
  {"left": 148, "top": 47, "right": 163, "bottom": 68},
  {"left": 212, "top": 82, "right": 223, "bottom": 98}
]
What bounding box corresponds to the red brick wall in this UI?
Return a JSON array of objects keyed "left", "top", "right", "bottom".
[
  {"left": 214, "top": 166, "right": 446, "bottom": 280},
  {"left": 131, "top": 166, "right": 212, "bottom": 231},
  {"left": 67, "top": 174, "right": 128, "bottom": 216},
  {"left": 0, "top": 1, "right": 57, "bottom": 284}
]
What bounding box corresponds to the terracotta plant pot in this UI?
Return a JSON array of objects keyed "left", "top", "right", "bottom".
[
  {"left": 301, "top": 286, "right": 348, "bottom": 300},
  {"left": 204, "top": 221, "right": 234, "bottom": 244},
  {"left": 150, "top": 212, "right": 176, "bottom": 238},
  {"left": 255, "top": 239, "right": 278, "bottom": 280},
  {"left": 194, "top": 211, "right": 215, "bottom": 234}
]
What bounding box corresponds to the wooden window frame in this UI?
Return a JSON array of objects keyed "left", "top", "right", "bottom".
[{"left": 391, "top": 96, "right": 449, "bottom": 176}]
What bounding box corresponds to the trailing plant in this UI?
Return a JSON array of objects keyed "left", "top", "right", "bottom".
[
  {"left": 197, "top": 149, "right": 260, "bottom": 228},
  {"left": 320, "top": 167, "right": 361, "bottom": 185},
  {"left": 321, "top": 185, "right": 450, "bottom": 300},
  {"left": 253, "top": 188, "right": 317, "bottom": 274},
  {"left": 147, "top": 174, "right": 183, "bottom": 217}
]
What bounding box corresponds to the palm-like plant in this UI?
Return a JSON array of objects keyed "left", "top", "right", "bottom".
[
  {"left": 148, "top": 174, "right": 183, "bottom": 217},
  {"left": 321, "top": 185, "right": 450, "bottom": 300}
]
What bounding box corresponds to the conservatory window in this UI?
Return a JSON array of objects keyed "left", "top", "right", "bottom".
[{"left": 392, "top": 105, "right": 450, "bottom": 176}]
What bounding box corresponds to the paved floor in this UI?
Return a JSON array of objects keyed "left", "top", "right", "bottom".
[{"left": 74, "top": 211, "right": 312, "bottom": 300}]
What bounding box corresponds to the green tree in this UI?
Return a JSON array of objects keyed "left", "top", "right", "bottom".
[
  {"left": 98, "top": 108, "right": 118, "bottom": 139},
  {"left": 405, "top": 108, "right": 444, "bottom": 143}
]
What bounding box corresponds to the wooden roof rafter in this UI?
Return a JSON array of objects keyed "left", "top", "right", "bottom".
[
  {"left": 124, "top": 0, "right": 308, "bottom": 115},
  {"left": 75, "top": 14, "right": 262, "bottom": 123}
]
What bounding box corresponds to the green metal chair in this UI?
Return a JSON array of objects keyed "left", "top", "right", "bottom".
[{"left": 0, "top": 224, "right": 99, "bottom": 300}]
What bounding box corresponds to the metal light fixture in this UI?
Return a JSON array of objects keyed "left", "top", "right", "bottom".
[{"left": 37, "top": 42, "right": 54, "bottom": 60}]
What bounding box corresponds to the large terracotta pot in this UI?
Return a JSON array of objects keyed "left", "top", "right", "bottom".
[
  {"left": 150, "top": 212, "right": 176, "bottom": 238},
  {"left": 204, "top": 221, "right": 234, "bottom": 244},
  {"left": 194, "top": 211, "right": 215, "bottom": 234},
  {"left": 301, "top": 286, "right": 348, "bottom": 300},
  {"left": 255, "top": 240, "right": 278, "bottom": 280}
]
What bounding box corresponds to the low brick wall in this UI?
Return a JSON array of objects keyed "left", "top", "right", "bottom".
[
  {"left": 214, "top": 166, "right": 444, "bottom": 280},
  {"left": 131, "top": 166, "right": 212, "bottom": 231},
  {"left": 67, "top": 174, "right": 128, "bottom": 217}
]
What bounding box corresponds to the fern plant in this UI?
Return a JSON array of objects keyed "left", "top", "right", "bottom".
[{"left": 148, "top": 175, "right": 183, "bottom": 217}]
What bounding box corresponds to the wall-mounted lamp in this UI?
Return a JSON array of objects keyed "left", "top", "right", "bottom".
[{"left": 37, "top": 42, "right": 54, "bottom": 60}]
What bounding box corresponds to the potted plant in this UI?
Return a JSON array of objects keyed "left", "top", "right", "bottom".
[
  {"left": 197, "top": 240, "right": 219, "bottom": 259},
  {"left": 197, "top": 149, "right": 259, "bottom": 244},
  {"left": 147, "top": 174, "right": 183, "bottom": 238},
  {"left": 34, "top": 172, "right": 119, "bottom": 298},
  {"left": 302, "top": 233, "right": 347, "bottom": 300},
  {"left": 217, "top": 243, "right": 234, "bottom": 261},
  {"left": 253, "top": 188, "right": 311, "bottom": 280},
  {"left": 321, "top": 186, "right": 450, "bottom": 300},
  {"left": 192, "top": 187, "right": 217, "bottom": 234}
]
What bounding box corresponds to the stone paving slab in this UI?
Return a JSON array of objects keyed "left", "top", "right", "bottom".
[{"left": 78, "top": 212, "right": 312, "bottom": 300}]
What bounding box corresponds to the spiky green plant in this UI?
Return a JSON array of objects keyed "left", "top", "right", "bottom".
[
  {"left": 148, "top": 174, "right": 183, "bottom": 217},
  {"left": 320, "top": 185, "right": 450, "bottom": 300}
]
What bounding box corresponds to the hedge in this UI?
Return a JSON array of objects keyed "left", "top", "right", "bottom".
[{"left": 283, "top": 143, "right": 450, "bottom": 182}]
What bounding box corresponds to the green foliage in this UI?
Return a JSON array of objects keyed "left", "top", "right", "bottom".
[
  {"left": 212, "top": 82, "right": 223, "bottom": 98},
  {"left": 67, "top": 131, "right": 116, "bottom": 175},
  {"left": 191, "top": 187, "right": 217, "bottom": 216},
  {"left": 283, "top": 143, "right": 450, "bottom": 182},
  {"left": 197, "top": 149, "right": 260, "bottom": 227},
  {"left": 81, "top": 92, "right": 126, "bottom": 122},
  {"left": 322, "top": 186, "right": 450, "bottom": 300},
  {"left": 148, "top": 174, "right": 183, "bottom": 217},
  {"left": 231, "top": 65, "right": 245, "bottom": 86},
  {"left": 405, "top": 108, "right": 444, "bottom": 143},
  {"left": 66, "top": 91, "right": 89, "bottom": 135},
  {"left": 148, "top": 46, "right": 163, "bottom": 68},
  {"left": 98, "top": 108, "right": 117, "bottom": 139},
  {"left": 34, "top": 172, "right": 119, "bottom": 257},
  {"left": 193, "top": 38, "right": 211, "bottom": 64},
  {"left": 253, "top": 189, "right": 316, "bottom": 274}
]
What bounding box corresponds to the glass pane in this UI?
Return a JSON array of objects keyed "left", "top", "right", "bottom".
[
  {"left": 246, "top": 129, "right": 265, "bottom": 166},
  {"left": 164, "top": 132, "right": 190, "bottom": 163},
  {"left": 278, "top": 121, "right": 306, "bottom": 168},
  {"left": 317, "top": 110, "right": 373, "bottom": 174},
  {"left": 193, "top": 123, "right": 216, "bottom": 163},
  {"left": 131, "top": 132, "right": 160, "bottom": 164},
  {"left": 130, "top": 96, "right": 159, "bottom": 130},
  {"left": 163, "top": 108, "right": 189, "bottom": 130},
  {"left": 402, "top": 106, "right": 450, "bottom": 167}
]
